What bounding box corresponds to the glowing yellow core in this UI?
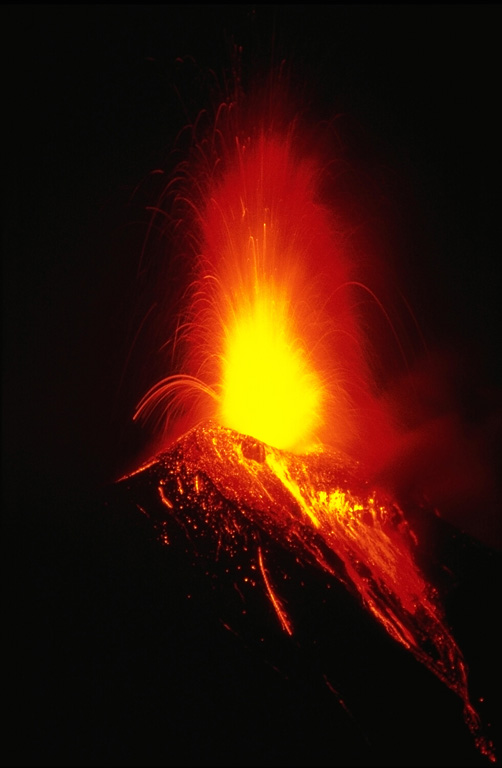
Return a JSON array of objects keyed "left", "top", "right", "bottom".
[{"left": 219, "top": 287, "right": 324, "bottom": 452}]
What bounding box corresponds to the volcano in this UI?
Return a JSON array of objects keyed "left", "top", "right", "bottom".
[{"left": 115, "top": 420, "right": 497, "bottom": 763}]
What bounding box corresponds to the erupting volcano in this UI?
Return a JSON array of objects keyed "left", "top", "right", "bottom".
[{"left": 118, "top": 68, "right": 497, "bottom": 763}]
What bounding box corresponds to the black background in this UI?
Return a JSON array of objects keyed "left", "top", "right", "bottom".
[{"left": 3, "top": 5, "right": 501, "bottom": 766}]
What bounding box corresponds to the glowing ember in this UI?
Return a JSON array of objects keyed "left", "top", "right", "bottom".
[{"left": 126, "top": 71, "right": 496, "bottom": 762}]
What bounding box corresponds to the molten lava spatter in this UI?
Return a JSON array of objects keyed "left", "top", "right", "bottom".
[{"left": 135, "top": 124, "right": 392, "bottom": 458}]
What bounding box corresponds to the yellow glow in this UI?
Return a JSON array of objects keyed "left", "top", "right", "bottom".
[{"left": 218, "top": 285, "right": 324, "bottom": 452}]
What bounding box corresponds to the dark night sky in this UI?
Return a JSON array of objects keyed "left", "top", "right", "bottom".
[{"left": 3, "top": 5, "right": 502, "bottom": 767}]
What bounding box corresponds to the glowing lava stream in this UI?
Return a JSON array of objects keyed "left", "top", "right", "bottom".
[{"left": 130, "top": 85, "right": 496, "bottom": 762}]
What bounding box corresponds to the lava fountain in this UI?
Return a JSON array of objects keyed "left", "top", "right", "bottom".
[{"left": 118, "top": 68, "right": 496, "bottom": 762}]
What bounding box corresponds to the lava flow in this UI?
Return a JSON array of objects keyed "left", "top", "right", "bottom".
[{"left": 122, "top": 73, "right": 496, "bottom": 762}]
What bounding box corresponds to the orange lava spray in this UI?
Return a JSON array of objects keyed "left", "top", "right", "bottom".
[{"left": 134, "top": 70, "right": 398, "bottom": 464}]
